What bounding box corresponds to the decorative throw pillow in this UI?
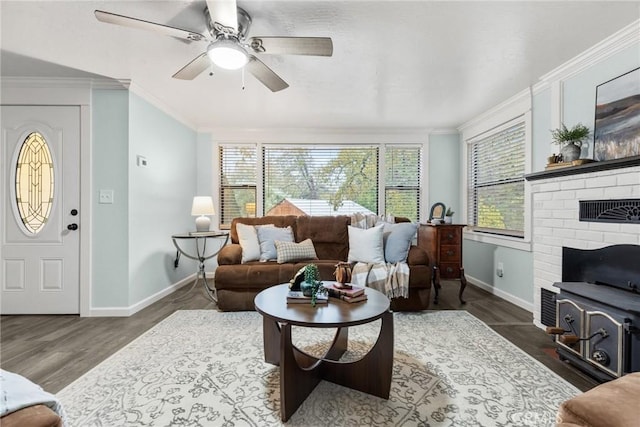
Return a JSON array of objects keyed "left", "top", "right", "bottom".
[
  {"left": 236, "top": 223, "right": 261, "bottom": 263},
  {"left": 347, "top": 224, "right": 385, "bottom": 264},
  {"left": 383, "top": 222, "right": 418, "bottom": 263},
  {"left": 275, "top": 239, "right": 318, "bottom": 264},
  {"left": 256, "top": 225, "right": 294, "bottom": 261}
]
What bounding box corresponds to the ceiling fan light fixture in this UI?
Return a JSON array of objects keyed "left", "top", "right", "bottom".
[{"left": 207, "top": 39, "right": 248, "bottom": 70}]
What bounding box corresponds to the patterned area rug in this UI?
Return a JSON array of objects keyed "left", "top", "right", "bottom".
[{"left": 58, "top": 310, "right": 577, "bottom": 426}]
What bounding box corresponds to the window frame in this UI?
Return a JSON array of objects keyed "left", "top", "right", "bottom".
[{"left": 460, "top": 90, "right": 532, "bottom": 251}]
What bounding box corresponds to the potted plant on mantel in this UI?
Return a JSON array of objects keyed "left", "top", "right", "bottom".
[{"left": 551, "top": 123, "right": 590, "bottom": 163}]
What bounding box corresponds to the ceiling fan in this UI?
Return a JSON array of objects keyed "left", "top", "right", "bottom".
[{"left": 94, "top": 0, "right": 333, "bottom": 92}]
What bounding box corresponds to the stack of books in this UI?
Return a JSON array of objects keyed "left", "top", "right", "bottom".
[
  {"left": 286, "top": 290, "right": 329, "bottom": 304},
  {"left": 323, "top": 282, "right": 368, "bottom": 303}
]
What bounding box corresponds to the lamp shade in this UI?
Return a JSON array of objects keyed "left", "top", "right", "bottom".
[
  {"left": 207, "top": 39, "right": 248, "bottom": 70},
  {"left": 191, "top": 196, "right": 215, "bottom": 216}
]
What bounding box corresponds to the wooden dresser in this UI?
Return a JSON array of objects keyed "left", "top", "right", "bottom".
[{"left": 417, "top": 224, "right": 467, "bottom": 304}]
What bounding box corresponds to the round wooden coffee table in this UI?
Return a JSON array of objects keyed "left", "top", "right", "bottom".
[{"left": 254, "top": 283, "right": 393, "bottom": 422}]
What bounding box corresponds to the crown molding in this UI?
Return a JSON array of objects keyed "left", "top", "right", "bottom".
[
  {"left": 429, "top": 128, "right": 459, "bottom": 136},
  {"left": 91, "top": 78, "right": 130, "bottom": 90},
  {"left": 533, "top": 19, "right": 640, "bottom": 94},
  {"left": 1, "top": 76, "right": 95, "bottom": 89},
  {"left": 458, "top": 87, "right": 531, "bottom": 138}
]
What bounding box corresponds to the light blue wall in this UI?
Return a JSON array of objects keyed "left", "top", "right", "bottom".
[
  {"left": 428, "top": 133, "right": 461, "bottom": 219},
  {"left": 197, "top": 132, "right": 213, "bottom": 197},
  {"left": 91, "top": 90, "right": 198, "bottom": 309},
  {"left": 128, "top": 93, "right": 198, "bottom": 304},
  {"left": 463, "top": 240, "right": 533, "bottom": 303},
  {"left": 532, "top": 87, "right": 552, "bottom": 172},
  {"left": 92, "top": 90, "right": 130, "bottom": 307}
]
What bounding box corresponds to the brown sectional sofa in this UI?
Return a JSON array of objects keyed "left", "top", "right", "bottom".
[{"left": 215, "top": 215, "right": 431, "bottom": 311}]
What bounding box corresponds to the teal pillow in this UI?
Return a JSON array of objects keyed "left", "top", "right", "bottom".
[{"left": 383, "top": 222, "right": 418, "bottom": 263}]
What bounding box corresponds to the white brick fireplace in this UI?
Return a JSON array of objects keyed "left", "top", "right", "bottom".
[{"left": 530, "top": 163, "right": 640, "bottom": 328}]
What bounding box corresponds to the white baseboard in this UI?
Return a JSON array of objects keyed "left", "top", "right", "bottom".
[
  {"left": 466, "top": 275, "right": 534, "bottom": 313},
  {"left": 86, "top": 274, "right": 195, "bottom": 317}
]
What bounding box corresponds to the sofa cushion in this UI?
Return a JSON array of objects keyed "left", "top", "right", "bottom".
[
  {"left": 256, "top": 226, "right": 294, "bottom": 261},
  {"left": 275, "top": 239, "right": 318, "bottom": 263},
  {"left": 347, "top": 224, "right": 385, "bottom": 263},
  {"left": 296, "top": 215, "right": 351, "bottom": 260},
  {"left": 236, "top": 223, "right": 261, "bottom": 263},
  {"left": 383, "top": 222, "right": 418, "bottom": 263}
]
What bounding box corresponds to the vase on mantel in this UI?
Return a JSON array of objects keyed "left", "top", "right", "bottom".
[{"left": 560, "top": 142, "right": 581, "bottom": 162}]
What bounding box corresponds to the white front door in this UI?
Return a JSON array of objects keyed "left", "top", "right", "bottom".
[{"left": 1, "top": 105, "right": 80, "bottom": 314}]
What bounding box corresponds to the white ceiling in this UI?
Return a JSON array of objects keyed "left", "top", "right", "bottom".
[{"left": 1, "top": 1, "right": 638, "bottom": 132}]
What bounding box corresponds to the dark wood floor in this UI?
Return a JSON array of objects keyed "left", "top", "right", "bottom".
[{"left": 1, "top": 280, "right": 598, "bottom": 394}]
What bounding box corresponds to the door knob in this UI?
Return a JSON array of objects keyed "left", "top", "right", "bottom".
[
  {"left": 67, "top": 223, "right": 78, "bottom": 231},
  {"left": 70, "top": 209, "right": 78, "bottom": 216}
]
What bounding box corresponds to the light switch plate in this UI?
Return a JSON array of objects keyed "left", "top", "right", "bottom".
[{"left": 99, "top": 190, "right": 114, "bottom": 204}]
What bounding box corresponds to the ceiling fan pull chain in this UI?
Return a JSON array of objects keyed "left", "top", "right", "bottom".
[{"left": 242, "top": 67, "right": 245, "bottom": 90}]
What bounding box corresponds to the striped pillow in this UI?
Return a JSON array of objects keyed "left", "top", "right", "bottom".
[{"left": 275, "top": 239, "right": 318, "bottom": 264}]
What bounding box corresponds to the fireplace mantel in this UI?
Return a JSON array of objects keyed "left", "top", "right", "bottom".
[{"left": 525, "top": 155, "right": 640, "bottom": 181}]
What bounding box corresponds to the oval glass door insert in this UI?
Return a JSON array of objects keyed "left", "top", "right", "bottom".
[{"left": 15, "top": 131, "right": 55, "bottom": 234}]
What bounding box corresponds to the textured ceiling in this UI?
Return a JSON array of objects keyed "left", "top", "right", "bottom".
[{"left": 1, "top": 1, "right": 638, "bottom": 131}]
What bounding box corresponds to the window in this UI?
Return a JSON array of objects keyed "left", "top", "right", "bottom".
[
  {"left": 263, "top": 146, "right": 379, "bottom": 216},
  {"left": 219, "top": 146, "right": 257, "bottom": 227},
  {"left": 385, "top": 146, "right": 421, "bottom": 222},
  {"left": 467, "top": 120, "right": 525, "bottom": 237},
  {"left": 218, "top": 143, "right": 422, "bottom": 223},
  {"left": 15, "top": 131, "right": 54, "bottom": 234}
]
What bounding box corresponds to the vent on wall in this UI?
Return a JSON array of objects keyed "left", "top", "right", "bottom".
[
  {"left": 579, "top": 199, "right": 640, "bottom": 224},
  {"left": 541, "top": 288, "right": 557, "bottom": 327}
]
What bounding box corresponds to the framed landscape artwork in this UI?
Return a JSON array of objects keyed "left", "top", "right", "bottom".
[{"left": 593, "top": 67, "right": 640, "bottom": 161}]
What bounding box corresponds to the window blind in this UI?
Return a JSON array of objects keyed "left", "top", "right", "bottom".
[
  {"left": 263, "top": 146, "right": 378, "bottom": 216},
  {"left": 467, "top": 121, "right": 525, "bottom": 237},
  {"left": 385, "top": 146, "right": 421, "bottom": 222},
  {"left": 219, "top": 146, "right": 257, "bottom": 227}
]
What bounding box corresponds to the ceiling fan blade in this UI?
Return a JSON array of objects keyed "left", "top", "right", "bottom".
[
  {"left": 246, "top": 56, "right": 289, "bottom": 92},
  {"left": 249, "top": 37, "right": 333, "bottom": 56},
  {"left": 206, "top": 0, "right": 238, "bottom": 34},
  {"left": 95, "top": 10, "right": 207, "bottom": 42},
  {"left": 172, "top": 53, "right": 211, "bottom": 80}
]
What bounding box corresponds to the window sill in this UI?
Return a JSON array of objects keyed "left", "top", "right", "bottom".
[{"left": 463, "top": 230, "right": 531, "bottom": 251}]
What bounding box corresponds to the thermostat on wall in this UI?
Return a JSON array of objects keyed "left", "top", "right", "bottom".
[{"left": 137, "top": 155, "right": 148, "bottom": 167}]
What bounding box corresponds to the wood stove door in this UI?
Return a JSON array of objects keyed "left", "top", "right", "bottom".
[
  {"left": 586, "top": 311, "right": 624, "bottom": 377},
  {"left": 556, "top": 299, "right": 585, "bottom": 357}
]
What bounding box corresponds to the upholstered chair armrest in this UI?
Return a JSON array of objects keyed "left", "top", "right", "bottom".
[
  {"left": 407, "top": 245, "right": 428, "bottom": 266},
  {"left": 218, "top": 244, "right": 242, "bottom": 265}
]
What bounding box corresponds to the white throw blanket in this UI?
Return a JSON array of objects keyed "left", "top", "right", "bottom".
[
  {"left": 351, "top": 261, "right": 410, "bottom": 298},
  {"left": 0, "top": 369, "right": 67, "bottom": 425},
  {"left": 349, "top": 213, "right": 410, "bottom": 299}
]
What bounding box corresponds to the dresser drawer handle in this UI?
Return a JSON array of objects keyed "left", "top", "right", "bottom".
[
  {"left": 446, "top": 267, "right": 453, "bottom": 273},
  {"left": 447, "top": 233, "right": 454, "bottom": 240},
  {"left": 446, "top": 250, "right": 455, "bottom": 256}
]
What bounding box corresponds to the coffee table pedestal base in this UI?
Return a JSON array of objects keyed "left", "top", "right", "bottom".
[{"left": 263, "top": 311, "right": 394, "bottom": 422}]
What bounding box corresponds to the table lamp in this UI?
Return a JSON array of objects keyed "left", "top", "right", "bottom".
[{"left": 192, "top": 196, "right": 215, "bottom": 232}]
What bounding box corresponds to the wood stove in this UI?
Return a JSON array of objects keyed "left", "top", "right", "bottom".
[{"left": 548, "top": 245, "right": 640, "bottom": 382}]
